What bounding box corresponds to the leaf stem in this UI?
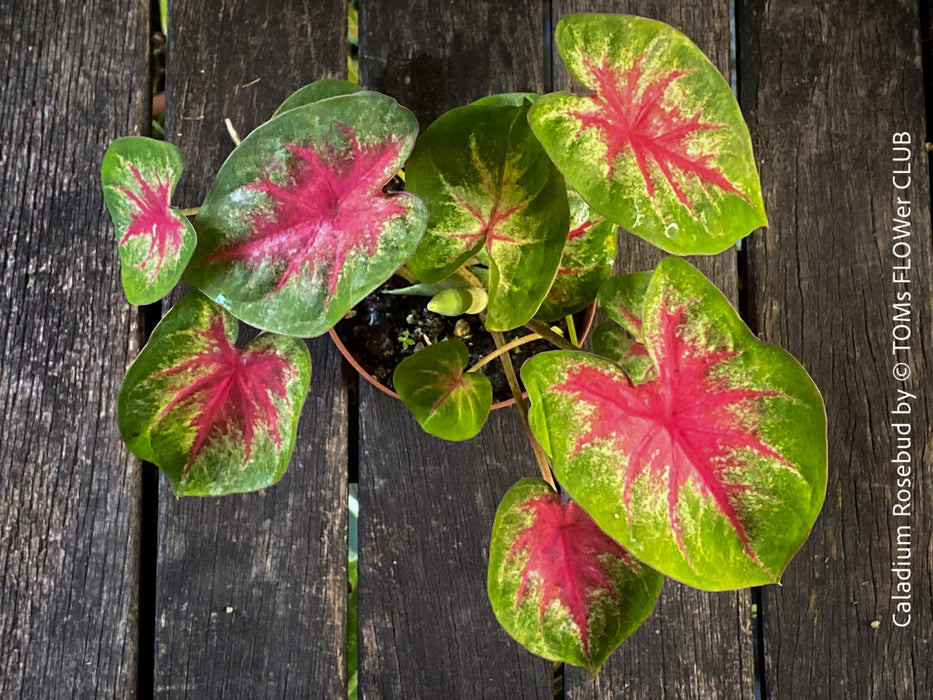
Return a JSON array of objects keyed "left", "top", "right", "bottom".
[
  {"left": 467, "top": 332, "right": 541, "bottom": 373},
  {"left": 395, "top": 264, "right": 418, "bottom": 284},
  {"left": 565, "top": 314, "right": 579, "bottom": 347},
  {"left": 523, "top": 319, "right": 577, "bottom": 352},
  {"left": 453, "top": 265, "right": 483, "bottom": 288},
  {"left": 181, "top": 207, "right": 200, "bottom": 217},
  {"left": 490, "top": 330, "right": 557, "bottom": 491}
]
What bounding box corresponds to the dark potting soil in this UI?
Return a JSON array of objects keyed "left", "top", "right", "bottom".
[{"left": 333, "top": 276, "right": 577, "bottom": 403}]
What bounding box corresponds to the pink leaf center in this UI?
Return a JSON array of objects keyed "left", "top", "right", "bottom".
[
  {"left": 207, "top": 126, "right": 408, "bottom": 297},
  {"left": 508, "top": 494, "right": 636, "bottom": 653},
  {"left": 554, "top": 301, "right": 788, "bottom": 573},
  {"left": 571, "top": 53, "right": 749, "bottom": 213},
  {"left": 153, "top": 318, "right": 293, "bottom": 481},
  {"left": 116, "top": 164, "right": 185, "bottom": 280}
]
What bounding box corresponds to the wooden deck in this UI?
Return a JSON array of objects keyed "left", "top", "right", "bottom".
[{"left": 1, "top": 0, "right": 931, "bottom": 697}]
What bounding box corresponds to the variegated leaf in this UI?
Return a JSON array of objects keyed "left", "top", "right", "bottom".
[
  {"left": 522, "top": 258, "right": 827, "bottom": 589},
  {"left": 393, "top": 339, "right": 492, "bottom": 441},
  {"left": 591, "top": 321, "right": 653, "bottom": 384},
  {"left": 536, "top": 190, "right": 616, "bottom": 322},
  {"left": 272, "top": 79, "right": 363, "bottom": 117},
  {"left": 101, "top": 137, "right": 197, "bottom": 304},
  {"left": 405, "top": 102, "right": 569, "bottom": 331},
  {"left": 118, "top": 292, "right": 311, "bottom": 496},
  {"left": 528, "top": 14, "right": 767, "bottom": 255},
  {"left": 488, "top": 479, "right": 661, "bottom": 674},
  {"left": 185, "top": 92, "right": 427, "bottom": 337}
]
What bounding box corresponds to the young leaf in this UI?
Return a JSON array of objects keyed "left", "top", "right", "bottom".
[
  {"left": 536, "top": 190, "right": 617, "bottom": 322},
  {"left": 101, "top": 137, "right": 197, "bottom": 305},
  {"left": 393, "top": 339, "right": 492, "bottom": 441},
  {"left": 185, "top": 92, "right": 427, "bottom": 337},
  {"left": 522, "top": 258, "right": 827, "bottom": 589},
  {"left": 591, "top": 322, "right": 653, "bottom": 384},
  {"left": 405, "top": 102, "right": 570, "bottom": 331},
  {"left": 488, "top": 479, "right": 661, "bottom": 674},
  {"left": 597, "top": 270, "right": 653, "bottom": 338},
  {"left": 272, "top": 79, "right": 363, "bottom": 117},
  {"left": 528, "top": 14, "right": 767, "bottom": 255},
  {"left": 118, "top": 291, "right": 311, "bottom": 496}
]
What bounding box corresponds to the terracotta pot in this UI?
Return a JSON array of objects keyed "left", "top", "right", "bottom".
[{"left": 329, "top": 301, "right": 598, "bottom": 410}]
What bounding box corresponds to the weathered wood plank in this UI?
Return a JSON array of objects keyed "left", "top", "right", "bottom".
[
  {"left": 356, "top": 0, "right": 553, "bottom": 695},
  {"left": 155, "top": 1, "right": 349, "bottom": 696},
  {"left": 0, "top": 0, "right": 148, "bottom": 696},
  {"left": 550, "top": 2, "right": 755, "bottom": 697},
  {"left": 738, "top": 1, "right": 933, "bottom": 697}
]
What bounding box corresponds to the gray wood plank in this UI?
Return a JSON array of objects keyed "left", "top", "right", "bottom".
[
  {"left": 0, "top": 0, "right": 148, "bottom": 696},
  {"left": 356, "top": 0, "right": 553, "bottom": 695},
  {"left": 738, "top": 1, "right": 933, "bottom": 697},
  {"left": 155, "top": 1, "right": 349, "bottom": 696},
  {"left": 550, "top": 2, "right": 755, "bottom": 698}
]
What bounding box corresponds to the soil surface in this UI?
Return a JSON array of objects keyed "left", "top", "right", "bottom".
[{"left": 333, "top": 276, "right": 581, "bottom": 403}]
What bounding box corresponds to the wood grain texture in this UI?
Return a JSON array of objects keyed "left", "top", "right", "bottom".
[
  {"left": 551, "top": 2, "right": 754, "bottom": 698},
  {"left": 0, "top": 0, "right": 148, "bottom": 696},
  {"left": 738, "top": 1, "right": 933, "bottom": 697},
  {"left": 359, "top": 0, "right": 544, "bottom": 129},
  {"left": 356, "top": 0, "right": 552, "bottom": 694},
  {"left": 155, "top": 1, "right": 349, "bottom": 696}
]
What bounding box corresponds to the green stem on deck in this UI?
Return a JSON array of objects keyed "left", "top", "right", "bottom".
[{"left": 490, "top": 330, "right": 557, "bottom": 492}]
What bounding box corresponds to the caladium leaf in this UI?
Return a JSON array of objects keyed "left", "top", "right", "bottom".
[
  {"left": 472, "top": 92, "right": 539, "bottom": 107},
  {"left": 393, "top": 339, "right": 492, "bottom": 441},
  {"left": 185, "top": 92, "right": 427, "bottom": 337},
  {"left": 522, "top": 258, "right": 827, "bottom": 589},
  {"left": 528, "top": 14, "right": 767, "bottom": 255},
  {"left": 118, "top": 291, "right": 311, "bottom": 496},
  {"left": 591, "top": 322, "right": 653, "bottom": 384},
  {"left": 101, "top": 137, "right": 197, "bottom": 305},
  {"left": 272, "top": 79, "right": 363, "bottom": 117},
  {"left": 597, "top": 270, "right": 653, "bottom": 338},
  {"left": 536, "top": 190, "right": 617, "bottom": 322},
  {"left": 405, "top": 102, "right": 570, "bottom": 331},
  {"left": 488, "top": 479, "right": 661, "bottom": 674}
]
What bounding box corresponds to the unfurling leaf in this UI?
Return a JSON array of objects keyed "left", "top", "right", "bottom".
[
  {"left": 536, "top": 189, "right": 617, "bottom": 322},
  {"left": 118, "top": 292, "right": 311, "bottom": 496},
  {"left": 185, "top": 92, "right": 427, "bottom": 337},
  {"left": 528, "top": 14, "right": 767, "bottom": 255},
  {"left": 488, "top": 479, "right": 661, "bottom": 674},
  {"left": 523, "top": 258, "right": 827, "bottom": 589},
  {"left": 405, "top": 101, "right": 569, "bottom": 331},
  {"left": 393, "top": 339, "right": 492, "bottom": 441},
  {"left": 101, "top": 137, "right": 197, "bottom": 305},
  {"left": 427, "top": 287, "right": 488, "bottom": 316}
]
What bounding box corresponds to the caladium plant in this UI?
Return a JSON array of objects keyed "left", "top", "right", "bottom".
[{"left": 101, "top": 10, "right": 825, "bottom": 680}]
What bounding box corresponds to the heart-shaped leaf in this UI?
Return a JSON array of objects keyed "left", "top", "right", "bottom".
[
  {"left": 393, "top": 339, "right": 492, "bottom": 441},
  {"left": 101, "top": 137, "right": 197, "bottom": 305},
  {"left": 119, "top": 291, "right": 311, "bottom": 496},
  {"left": 522, "top": 258, "right": 827, "bottom": 589},
  {"left": 528, "top": 14, "right": 767, "bottom": 255},
  {"left": 272, "top": 79, "right": 363, "bottom": 117},
  {"left": 488, "top": 479, "right": 661, "bottom": 674},
  {"left": 536, "top": 190, "right": 617, "bottom": 322},
  {"left": 405, "top": 102, "right": 569, "bottom": 331},
  {"left": 185, "top": 92, "right": 427, "bottom": 337}
]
